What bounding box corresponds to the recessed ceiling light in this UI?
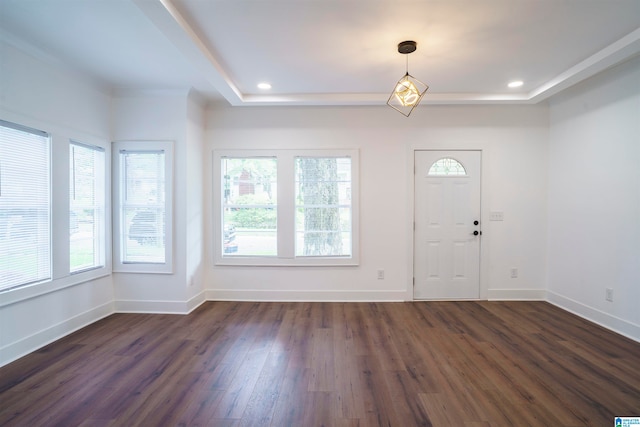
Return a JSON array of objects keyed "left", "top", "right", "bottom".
[
  {"left": 257, "top": 82, "right": 272, "bottom": 90},
  {"left": 508, "top": 80, "right": 524, "bottom": 88}
]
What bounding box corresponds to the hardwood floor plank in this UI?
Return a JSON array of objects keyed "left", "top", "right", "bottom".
[
  {"left": 105, "top": 342, "right": 200, "bottom": 425},
  {"left": 343, "top": 303, "right": 374, "bottom": 356},
  {"left": 418, "top": 392, "right": 470, "bottom": 426},
  {"left": 238, "top": 350, "right": 290, "bottom": 427},
  {"left": 284, "top": 303, "right": 316, "bottom": 369},
  {"left": 302, "top": 391, "right": 335, "bottom": 427},
  {"left": 333, "top": 305, "right": 367, "bottom": 420},
  {"left": 270, "top": 366, "right": 311, "bottom": 426},
  {"left": 309, "top": 328, "right": 335, "bottom": 392},
  {"left": 214, "top": 304, "right": 288, "bottom": 422},
  {"left": 384, "top": 370, "right": 433, "bottom": 426},
  {"left": 271, "top": 305, "right": 298, "bottom": 352},
  {"left": 334, "top": 418, "right": 362, "bottom": 427},
  {"left": 361, "top": 303, "right": 406, "bottom": 372},
  {"left": 558, "top": 338, "right": 640, "bottom": 386},
  {"left": 212, "top": 348, "right": 271, "bottom": 419},
  {"left": 173, "top": 388, "right": 226, "bottom": 426},
  {"left": 1, "top": 343, "right": 86, "bottom": 393},
  {"left": 207, "top": 304, "right": 275, "bottom": 390},
  {"left": 383, "top": 304, "right": 444, "bottom": 393},
  {"left": 356, "top": 355, "right": 402, "bottom": 427},
  {"left": 473, "top": 341, "right": 583, "bottom": 425}
]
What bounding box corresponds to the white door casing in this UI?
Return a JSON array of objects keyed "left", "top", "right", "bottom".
[{"left": 414, "top": 150, "right": 482, "bottom": 299}]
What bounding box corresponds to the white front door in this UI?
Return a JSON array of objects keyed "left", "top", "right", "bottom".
[{"left": 414, "top": 150, "right": 482, "bottom": 299}]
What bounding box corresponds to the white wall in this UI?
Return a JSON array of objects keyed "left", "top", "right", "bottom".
[
  {"left": 111, "top": 91, "right": 206, "bottom": 313},
  {"left": 186, "top": 92, "right": 206, "bottom": 302},
  {"left": 0, "top": 40, "right": 114, "bottom": 366},
  {"left": 547, "top": 56, "right": 640, "bottom": 341},
  {"left": 205, "top": 104, "right": 549, "bottom": 301}
]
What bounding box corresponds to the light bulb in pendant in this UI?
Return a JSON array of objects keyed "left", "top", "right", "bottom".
[{"left": 394, "top": 75, "right": 420, "bottom": 107}]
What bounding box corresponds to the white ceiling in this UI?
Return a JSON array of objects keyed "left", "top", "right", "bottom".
[{"left": 1, "top": 0, "right": 639, "bottom": 107}]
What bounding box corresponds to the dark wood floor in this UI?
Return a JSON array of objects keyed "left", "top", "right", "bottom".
[{"left": 1, "top": 301, "right": 639, "bottom": 426}]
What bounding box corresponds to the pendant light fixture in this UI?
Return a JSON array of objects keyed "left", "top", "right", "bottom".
[{"left": 387, "top": 41, "right": 428, "bottom": 117}]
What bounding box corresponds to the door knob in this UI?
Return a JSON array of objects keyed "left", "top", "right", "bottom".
[
  {"left": 473, "top": 230, "right": 481, "bottom": 236},
  {"left": 474, "top": 220, "right": 479, "bottom": 225}
]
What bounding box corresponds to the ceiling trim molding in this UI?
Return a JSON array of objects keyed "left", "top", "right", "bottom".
[
  {"left": 238, "top": 92, "right": 533, "bottom": 107},
  {"left": 135, "top": 2, "right": 640, "bottom": 106},
  {"left": 527, "top": 27, "right": 640, "bottom": 103},
  {"left": 133, "top": 0, "right": 244, "bottom": 105}
]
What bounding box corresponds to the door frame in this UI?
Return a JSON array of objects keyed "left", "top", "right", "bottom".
[{"left": 408, "top": 148, "right": 490, "bottom": 301}]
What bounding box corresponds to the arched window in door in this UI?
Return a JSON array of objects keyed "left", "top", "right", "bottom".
[{"left": 428, "top": 157, "right": 467, "bottom": 176}]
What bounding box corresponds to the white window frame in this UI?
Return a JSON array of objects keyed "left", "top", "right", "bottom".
[
  {"left": 112, "top": 141, "right": 173, "bottom": 274},
  {"left": 213, "top": 149, "right": 359, "bottom": 266},
  {"left": 69, "top": 140, "right": 106, "bottom": 273}
]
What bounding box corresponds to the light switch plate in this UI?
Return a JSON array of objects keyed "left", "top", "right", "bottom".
[{"left": 490, "top": 211, "right": 504, "bottom": 221}]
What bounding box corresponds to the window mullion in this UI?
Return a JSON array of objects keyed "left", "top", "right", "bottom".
[{"left": 277, "top": 154, "right": 295, "bottom": 259}]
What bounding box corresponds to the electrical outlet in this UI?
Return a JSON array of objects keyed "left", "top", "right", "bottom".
[
  {"left": 606, "top": 288, "right": 613, "bottom": 302},
  {"left": 377, "top": 270, "right": 385, "bottom": 280},
  {"left": 510, "top": 268, "right": 518, "bottom": 278}
]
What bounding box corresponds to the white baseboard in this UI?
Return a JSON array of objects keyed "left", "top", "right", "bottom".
[
  {"left": 114, "top": 292, "right": 207, "bottom": 314},
  {"left": 205, "top": 289, "right": 407, "bottom": 302},
  {"left": 187, "top": 291, "right": 207, "bottom": 313},
  {"left": 0, "top": 301, "right": 114, "bottom": 368},
  {"left": 487, "top": 289, "right": 547, "bottom": 300},
  {"left": 547, "top": 291, "right": 640, "bottom": 343}
]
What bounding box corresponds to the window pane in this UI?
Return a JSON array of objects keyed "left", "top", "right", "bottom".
[
  {"left": 428, "top": 157, "right": 467, "bottom": 176},
  {"left": 70, "top": 142, "right": 105, "bottom": 272},
  {"left": 0, "top": 120, "right": 51, "bottom": 291},
  {"left": 121, "top": 150, "right": 166, "bottom": 263},
  {"left": 221, "top": 157, "right": 277, "bottom": 256},
  {"left": 295, "top": 157, "right": 352, "bottom": 257}
]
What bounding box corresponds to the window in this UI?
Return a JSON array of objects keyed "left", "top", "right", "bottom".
[
  {"left": 295, "top": 157, "right": 352, "bottom": 257},
  {"left": 70, "top": 142, "right": 105, "bottom": 273},
  {"left": 428, "top": 157, "right": 467, "bottom": 176},
  {"left": 0, "top": 120, "right": 51, "bottom": 291},
  {"left": 214, "top": 149, "right": 359, "bottom": 266},
  {"left": 221, "top": 157, "right": 277, "bottom": 256},
  {"left": 113, "top": 141, "right": 173, "bottom": 273}
]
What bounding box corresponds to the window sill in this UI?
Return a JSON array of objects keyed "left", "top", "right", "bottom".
[
  {"left": 0, "top": 267, "right": 111, "bottom": 308},
  {"left": 214, "top": 256, "right": 359, "bottom": 267}
]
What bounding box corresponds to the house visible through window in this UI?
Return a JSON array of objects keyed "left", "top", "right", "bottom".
[
  {"left": 222, "top": 157, "right": 277, "bottom": 256},
  {"left": 215, "top": 149, "right": 359, "bottom": 266},
  {"left": 0, "top": 120, "right": 51, "bottom": 291},
  {"left": 70, "top": 141, "right": 105, "bottom": 273}
]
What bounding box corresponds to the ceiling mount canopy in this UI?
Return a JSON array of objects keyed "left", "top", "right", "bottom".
[
  {"left": 387, "top": 40, "right": 429, "bottom": 117},
  {"left": 397, "top": 40, "right": 417, "bottom": 54}
]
